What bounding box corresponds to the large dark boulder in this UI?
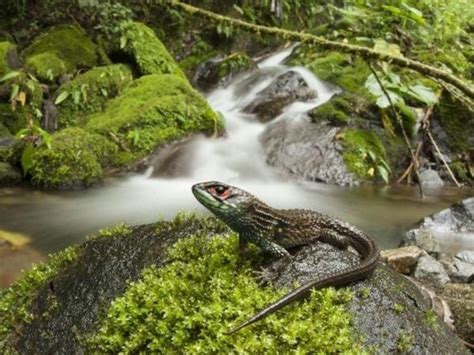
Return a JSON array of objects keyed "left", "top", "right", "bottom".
[
  {"left": 260, "top": 117, "right": 359, "bottom": 186},
  {"left": 1, "top": 215, "right": 468, "bottom": 353},
  {"left": 244, "top": 70, "right": 317, "bottom": 122}
]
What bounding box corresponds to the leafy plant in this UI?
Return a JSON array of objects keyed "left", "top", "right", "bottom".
[{"left": 16, "top": 122, "right": 52, "bottom": 175}]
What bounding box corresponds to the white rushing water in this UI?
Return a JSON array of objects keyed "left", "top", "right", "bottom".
[{"left": 1, "top": 46, "right": 470, "bottom": 254}]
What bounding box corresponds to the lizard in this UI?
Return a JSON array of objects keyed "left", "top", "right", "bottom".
[{"left": 192, "top": 181, "right": 379, "bottom": 334}]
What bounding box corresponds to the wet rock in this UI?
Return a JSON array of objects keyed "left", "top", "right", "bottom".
[
  {"left": 260, "top": 118, "right": 359, "bottom": 186},
  {"left": 456, "top": 250, "right": 474, "bottom": 264},
  {"left": 439, "top": 283, "right": 474, "bottom": 344},
  {"left": 418, "top": 169, "right": 445, "bottom": 188},
  {"left": 193, "top": 53, "right": 257, "bottom": 92},
  {"left": 414, "top": 255, "right": 450, "bottom": 286},
  {"left": 439, "top": 254, "right": 474, "bottom": 283},
  {"left": 272, "top": 242, "right": 466, "bottom": 353},
  {"left": 401, "top": 197, "right": 474, "bottom": 255},
  {"left": 0, "top": 162, "right": 21, "bottom": 186},
  {"left": 3, "top": 218, "right": 229, "bottom": 353},
  {"left": 244, "top": 70, "right": 317, "bottom": 122},
  {"left": 380, "top": 245, "right": 426, "bottom": 274}
]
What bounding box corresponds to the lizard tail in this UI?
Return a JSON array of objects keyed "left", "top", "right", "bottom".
[{"left": 226, "top": 241, "right": 379, "bottom": 334}]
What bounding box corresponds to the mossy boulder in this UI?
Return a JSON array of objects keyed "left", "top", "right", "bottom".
[
  {"left": 434, "top": 93, "right": 474, "bottom": 154},
  {"left": 192, "top": 52, "right": 257, "bottom": 92},
  {"left": 288, "top": 47, "right": 371, "bottom": 97},
  {"left": 54, "top": 64, "right": 134, "bottom": 129},
  {"left": 0, "top": 161, "right": 21, "bottom": 186},
  {"left": 28, "top": 127, "right": 117, "bottom": 189},
  {"left": 0, "top": 214, "right": 467, "bottom": 353},
  {"left": 0, "top": 41, "right": 20, "bottom": 77},
  {"left": 23, "top": 25, "right": 98, "bottom": 82},
  {"left": 117, "top": 21, "right": 184, "bottom": 77},
  {"left": 342, "top": 128, "right": 389, "bottom": 180},
  {"left": 86, "top": 74, "right": 223, "bottom": 165}
]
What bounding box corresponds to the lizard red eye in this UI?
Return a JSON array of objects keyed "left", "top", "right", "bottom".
[{"left": 209, "top": 185, "right": 231, "bottom": 199}]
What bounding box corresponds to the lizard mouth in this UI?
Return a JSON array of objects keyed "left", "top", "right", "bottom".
[{"left": 192, "top": 183, "right": 220, "bottom": 209}]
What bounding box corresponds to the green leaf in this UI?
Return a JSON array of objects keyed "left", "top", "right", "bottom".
[
  {"left": 373, "top": 40, "right": 401, "bottom": 57},
  {"left": 407, "top": 84, "right": 438, "bottom": 106},
  {"left": 0, "top": 71, "right": 20, "bottom": 82},
  {"left": 377, "top": 165, "right": 390, "bottom": 184},
  {"left": 120, "top": 36, "right": 127, "bottom": 49},
  {"left": 54, "top": 91, "right": 70, "bottom": 105},
  {"left": 37, "top": 127, "right": 52, "bottom": 149},
  {"left": 10, "top": 84, "right": 19, "bottom": 101},
  {"left": 21, "top": 143, "right": 35, "bottom": 176},
  {"left": 73, "top": 90, "right": 81, "bottom": 105},
  {"left": 100, "top": 88, "right": 108, "bottom": 97}
]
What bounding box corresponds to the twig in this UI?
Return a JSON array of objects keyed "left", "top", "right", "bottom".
[
  {"left": 369, "top": 63, "right": 424, "bottom": 198},
  {"left": 397, "top": 141, "right": 423, "bottom": 183},
  {"left": 420, "top": 107, "right": 461, "bottom": 187}
]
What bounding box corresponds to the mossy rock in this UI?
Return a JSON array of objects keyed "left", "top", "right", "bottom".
[
  {"left": 342, "top": 128, "right": 388, "bottom": 180},
  {"left": 29, "top": 127, "right": 117, "bottom": 189},
  {"left": 0, "top": 41, "right": 19, "bottom": 77},
  {"left": 86, "top": 74, "right": 223, "bottom": 165},
  {"left": 192, "top": 52, "right": 257, "bottom": 92},
  {"left": 23, "top": 25, "right": 98, "bottom": 82},
  {"left": 0, "top": 161, "right": 21, "bottom": 186},
  {"left": 449, "top": 161, "right": 473, "bottom": 184},
  {"left": 117, "top": 21, "right": 185, "bottom": 77},
  {"left": 435, "top": 93, "right": 474, "bottom": 154},
  {"left": 288, "top": 47, "right": 371, "bottom": 98},
  {"left": 0, "top": 214, "right": 467, "bottom": 353},
  {"left": 55, "top": 64, "right": 134, "bottom": 129}
]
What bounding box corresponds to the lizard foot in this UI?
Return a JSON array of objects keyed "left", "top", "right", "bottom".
[{"left": 253, "top": 258, "right": 291, "bottom": 286}]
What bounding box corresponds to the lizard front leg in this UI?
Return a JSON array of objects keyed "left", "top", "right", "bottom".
[{"left": 253, "top": 237, "right": 291, "bottom": 285}]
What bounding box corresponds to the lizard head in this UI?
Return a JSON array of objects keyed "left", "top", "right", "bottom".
[{"left": 192, "top": 181, "right": 255, "bottom": 224}]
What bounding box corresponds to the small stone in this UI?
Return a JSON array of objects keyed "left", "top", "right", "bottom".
[
  {"left": 418, "top": 169, "right": 444, "bottom": 188},
  {"left": 401, "top": 229, "right": 441, "bottom": 255},
  {"left": 380, "top": 245, "right": 426, "bottom": 274},
  {"left": 456, "top": 250, "right": 474, "bottom": 264},
  {"left": 440, "top": 254, "right": 474, "bottom": 283},
  {"left": 414, "top": 255, "right": 450, "bottom": 286}
]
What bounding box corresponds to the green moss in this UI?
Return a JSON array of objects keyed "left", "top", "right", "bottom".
[
  {"left": 216, "top": 52, "right": 256, "bottom": 79},
  {"left": 436, "top": 93, "right": 474, "bottom": 153},
  {"left": 393, "top": 303, "right": 405, "bottom": 314},
  {"left": 86, "top": 233, "right": 362, "bottom": 353},
  {"left": 310, "top": 100, "right": 349, "bottom": 126},
  {"left": 289, "top": 48, "right": 371, "bottom": 97},
  {"left": 97, "top": 222, "right": 131, "bottom": 238},
  {"left": 55, "top": 64, "right": 134, "bottom": 129},
  {"left": 86, "top": 74, "right": 223, "bottom": 165},
  {"left": 0, "top": 245, "right": 79, "bottom": 349},
  {"left": 23, "top": 25, "right": 98, "bottom": 81},
  {"left": 449, "top": 161, "right": 472, "bottom": 183},
  {"left": 179, "top": 50, "right": 218, "bottom": 75},
  {"left": 342, "top": 129, "right": 387, "bottom": 179},
  {"left": 29, "top": 127, "right": 117, "bottom": 189},
  {"left": 0, "top": 41, "right": 16, "bottom": 77},
  {"left": 25, "top": 51, "right": 67, "bottom": 82},
  {"left": 119, "top": 21, "right": 184, "bottom": 77},
  {"left": 396, "top": 329, "right": 414, "bottom": 352},
  {"left": 424, "top": 310, "right": 440, "bottom": 331}
]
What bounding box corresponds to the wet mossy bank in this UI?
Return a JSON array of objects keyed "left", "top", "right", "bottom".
[
  {"left": 0, "top": 214, "right": 468, "bottom": 354},
  {"left": 0, "top": 22, "right": 223, "bottom": 189}
]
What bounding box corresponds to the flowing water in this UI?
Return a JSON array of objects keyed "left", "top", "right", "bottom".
[{"left": 0, "top": 46, "right": 472, "bottom": 255}]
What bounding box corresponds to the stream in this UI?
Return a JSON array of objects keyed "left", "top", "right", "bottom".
[{"left": 0, "top": 46, "right": 472, "bottom": 255}]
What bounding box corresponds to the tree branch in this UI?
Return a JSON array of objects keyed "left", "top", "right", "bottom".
[{"left": 165, "top": 0, "right": 474, "bottom": 100}]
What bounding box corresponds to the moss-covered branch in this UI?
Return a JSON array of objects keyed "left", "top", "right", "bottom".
[{"left": 165, "top": 0, "right": 474, "bottom": 100}]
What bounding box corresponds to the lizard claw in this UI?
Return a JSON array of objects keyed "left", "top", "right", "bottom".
[{"left": 253, "top": 266, "right": 279, "bottom": 286}]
